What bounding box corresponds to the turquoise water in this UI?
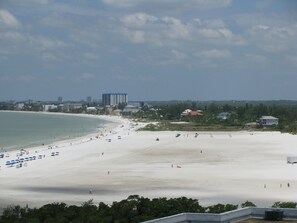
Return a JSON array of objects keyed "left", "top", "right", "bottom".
[{"left": 0, "top": 112, "right": 109, "bottom": 151}]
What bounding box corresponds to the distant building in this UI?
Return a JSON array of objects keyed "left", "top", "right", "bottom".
[
  {"left": 43, "top": 104, "right": 57, "bottom": 112},
  {"left": 112, "top": 109, "right": 122, "bottom": 116},
  {"left": 27, "top": 99, "right": 34, "bottom": 104},
  {"left": 63, "top": 103, "right": 83, "bottom": 112},
  {"left": 217, "top": 112, "right": 232, "bottom": 120},
  {"left": 15, "top": 103, "right": 24, "bottom": 110},
  {"left": 259, "top": 116, "right": 278, "bottom": 126},
  {"left": 86, "top": 107, "right": 97, "bottom": 114},
  {"left": 86, "top": 96, "right": 92, "bottom": 104},
  {"left": 57, "top": 96, "right": 63, "bottom": 104},
  {"left": 181, "top": 109, "right": 203, "bottom": 116},
  {"left": 102, "top": 93, "right": 128, "bottom": 107},
  {"left": 122, "top": 105, "right": 140, "bottom": 115}
]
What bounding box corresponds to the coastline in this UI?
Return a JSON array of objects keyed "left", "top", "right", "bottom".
[
  {"left": 0, "top": 110, "right": 122, "bottom": 152},
  {"left": 0, "top": 115, "right": 297, "bottom": 210},
  {"left": 0, "top": 111, "right": 128, "bottom": 157}
]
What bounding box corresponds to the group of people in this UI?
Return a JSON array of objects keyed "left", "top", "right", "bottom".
[{"left": 264, "top": 183, "right": 291, "bottom": 188}]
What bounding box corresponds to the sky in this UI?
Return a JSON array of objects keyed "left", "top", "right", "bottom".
[{"left": 0, "top": 0, "right": 297, "bottom": 101}]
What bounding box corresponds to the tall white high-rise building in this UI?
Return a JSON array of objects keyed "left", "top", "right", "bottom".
[{"left": 102, "top": 93, "right": 128, "bottom": 107}]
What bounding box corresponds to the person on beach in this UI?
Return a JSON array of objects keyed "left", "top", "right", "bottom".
[{"left": 89, "top": 189, "right": 92, "bottom": 194}]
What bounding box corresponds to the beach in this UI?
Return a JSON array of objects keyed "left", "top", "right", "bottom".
[{"left": 1, "top": 116, "right": 297, "bottom": 210}]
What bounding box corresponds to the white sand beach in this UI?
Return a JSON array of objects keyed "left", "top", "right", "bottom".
[{"left": 1, "top": 116, "right": 297, "bottom": 209}]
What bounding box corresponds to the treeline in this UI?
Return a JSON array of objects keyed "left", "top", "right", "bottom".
[
  {"left": 133, "top": 102, "right": 297, "bottom": 133},
  {"left": 1, "top": 195, "right": 296, "bottom": 223}
]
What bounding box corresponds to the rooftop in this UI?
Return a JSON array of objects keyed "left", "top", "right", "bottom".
[
  {"left": 260, "top": 116, "right": 278, "bottom": 119},
  {"left": 142, "top": 207, "right": 297, "bottom": 223}
]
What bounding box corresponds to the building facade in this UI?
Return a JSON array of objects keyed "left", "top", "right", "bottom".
[
  {"left": 86, "top": 96, "right": 93, "bottom": 104},
  {"left": 259, "top": 116, "right": 278, "bottom": 126},
  {"left": 57, "top": 96, "right": 63, "bottom": 103},
  {"left": 102, "top": 93, "right": 128, "bottom": 107}
]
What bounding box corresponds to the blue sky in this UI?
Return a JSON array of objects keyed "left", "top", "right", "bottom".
[{"left": 0, "top": 0, "right": 296, "bottom": 101}]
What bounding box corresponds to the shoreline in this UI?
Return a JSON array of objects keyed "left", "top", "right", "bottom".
[
  {"left": 0, "top": 113, "right": 128, "bottom": 159},
  {"left": 0, "top": 110, "right": 123, "bottom": 152},
  {"left": 0, "top": 115, "right": 297, "bottom": 210}
]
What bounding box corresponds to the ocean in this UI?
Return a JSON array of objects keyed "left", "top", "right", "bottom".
[{"left": 0, "top": 111, "right": 109, "bottom": 151}]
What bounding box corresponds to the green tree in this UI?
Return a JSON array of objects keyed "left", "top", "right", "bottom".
[
  {"left": 206, "top": 203, "right": 238, "bottom": 213},
  {"left": 272, "top": 202, "right": 297, "bottom": 208},
  {"left": 241, "top": 201, "right": 256, "bottom": 208}
]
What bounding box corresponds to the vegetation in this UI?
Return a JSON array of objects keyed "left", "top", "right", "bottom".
[
  {"left": 272, "top": 202, "right": 297, "bottom": 208},
  {"left": 241, "top": 201, "right": 257, "bottom": 208},
  {"left": 1, "top": 196, "right": 296, "bottom": 223},
  {"left": 133, "top": 102, "right": 297, "bottom": 133}
]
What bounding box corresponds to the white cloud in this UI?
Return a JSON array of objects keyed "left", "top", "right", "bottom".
[
  {"left": 121, "top": 13, "right": 157, "bottom": 27},
  {"left": 257, "top": 24, "right": 270, "bottom": 30},
  {"left": 103, "top": 0, "right": 232, "bottom": 11},
  {"left": 218, "top": 28, "right": 233, "bottom": 38},
  {"left": 193, "top": 18, "right": 202, "bottom": 26},
  {"left": 197, "top": 28, "right": 233, "bottom": 39},
  {"left": 0, "top": 10, "right": 20, "bottom": 28},
  {"left": 202, "top": 19, "right": 226, "bottom": 28},
  {"left": 0, "top": 31, "right": 25, "bottom": 42},
  {"left": 193, "top": 18, "right": 227, "bottom": 32},
  {"left": 234, "top": 13, "right": 293, "bottom": 29},
  {"left": 41, "top": 52, "right": 58, "bottom": 61},
  {"left": 197, "top": 29, "right": 220, "bottom": 38},
  {"left": 171, "top": 49, "right": 187, "bottom": 60},
  {"left": 123, "top": 29, "right": 146, "bottom": 43},
  {"left": 197, "top": 49, "right": 231, "bottom": 59},
  {"left": 162, "top": 17, "right": 190, "bottom": 39},
  {"left": 102, "top": 0, "right": 136, "bottom": 8},
  {"left": 247, "top": 24, "right": 297, "bottom": 52},
  {"left": 33, "top": 0, "right": 51, "bottom": 4},
  {"left": 9, "top": 0, "right": 52, "bottom": 5},
  {"left": 29, "top": 36, "right": 68, "bottom": 50},
  {"left": 119, "top": 13, "right": 244, "bottom": 50},
  {"left": 70, "top": 30, "right": 101, "bottom": 48},
  {"left": 121, "top": 15, "right": 191, "bottom": 45}
]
